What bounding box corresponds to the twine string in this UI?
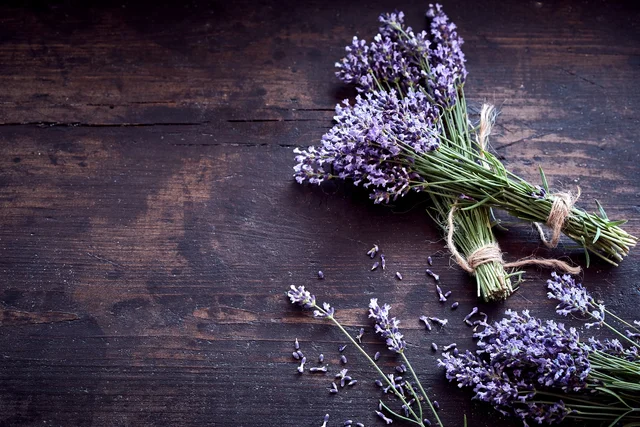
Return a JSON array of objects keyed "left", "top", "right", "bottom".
[{"left": 534, "top": 188, "right": 581, "bottom": 248}]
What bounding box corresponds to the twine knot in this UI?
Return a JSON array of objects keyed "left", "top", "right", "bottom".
[{"left": 534, "top": 189, "right": 581, "bottom": 248}]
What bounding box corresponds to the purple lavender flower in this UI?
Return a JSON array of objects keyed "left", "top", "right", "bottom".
[
  {"left": 287, "top": 285, "right": 316, "bottom": 309},
  {"left": 375, "top": 410, "right": 394, "bottom": 424},
  {"left": 425, "top": 4, "right": 468, "bottom": 107},
  {"left": 439, "top": 309, "right": 588, "bottom": 424},
  {"left": 547, "top": 272, "right": 605, "bottom": 328},
  {"left": 293, "top": 88, "right": 441, "bottom": 204},
  {"left": 369, "top": 298, "right": 406, "bottom": 353},
  {"left": 313, "top": 302, "right": 335, "bottom": 319}
]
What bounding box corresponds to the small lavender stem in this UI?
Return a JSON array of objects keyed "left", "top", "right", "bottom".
[{"left": 401, "top": 353, "right": 444, "bottom": 427}]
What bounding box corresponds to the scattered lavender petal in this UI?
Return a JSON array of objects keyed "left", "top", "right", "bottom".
[
  {"left": 443, "top": 343, "right": 457, "bottom": 351},
  {"left": 479, "top": 312, "right": 488, "bottom": 323},
  {"left": 626, "top": 330, "right": 640, "bottom": 338},
  {"left": 375, "top": 379, "right": 383, "bottom": 387},
  {"left": 356, "top": 424, "right": 365, "bottom": 427},
  {"left": 464, "top": 319, "right": 473, "bottom": 327},
  {"left": 340, "top": 355, "right": 348, "bottom": 364},
  {"left": 374, "top": 351, "right": 381, "bottom": 361},
  {"left": 296, "top": 350, "right": 304, "bottom": 358},
  {"left": 395, "top": 271, "right": 403, "bottom": 280},
  {"left": 292, "top": 351, "right": 300, "bottom": 360},
  {"left": 424, "top": 420, "right": 432, "bottom": 426},
  {"left": 294, "top": 338, "right": 300, "bottom": 350},
  {"left": 426, "top": 269, "right": 440, "bottom": 281},
  {"left": 436, "top": 284, "right": 447, "bottom": 302},
  {"left": 451, "top": 301, "right": 459, "bottom": 309},
  {"left": 318, "top": 270, "right": 324, "bottom": 279},
  {"left": 336, "top": 368, "right": 349, "bottom": 379},
  {"left": 453, "top": 348, "right": 459, "bottom": 356},
  {"left": 371, "top": 261, "right": 379, "bottom": 271},
  {"left": 429, "top": 316, "right": 448, "bottom": 327},
  {"left": 463, "top": 307, "right": 478, "bottom": 323},
  {"left": 356, "top": 327, "right": 365, "bottom": 343},
  {"left": 347, "top": 379, "right": 358, "bottom": 386},
  {"left": 433, "top": 401, "right": 440, "bottom": 410},
  {"left": 329, "top": 388, "right": 338, "bottom": 394},
  {"left": 310, "top": 366, "right": 328, "bottom": 373},
  {"left": 339, "top": 344, "right": 348, "bottom": 352},
  {"left": 375, "top": 411, "right": 393, "bottom": 425},
  {"left": 380, "top": 254, "right": 386, "bottom": 270},
  {"left": 395, "top": 364, "right": 407, "bottom": 373},
  {"left": 427, "top": 256, "right": 433, "bottom": 266},
  {"left": 344, "top": 421, "right": 353, "bottom": 426},
  {"left": 419, "top": 315, "right": 432, "bottom": 331},
  {"left": 321, "top": 414, "right": 330, "bottom": 427},
  {"left": 319, "top": 353, "right": 324, "bottom": 363},
  {"left": 297, "top": 356, "right": 306, "bottom": 373},
  {"left": 431, "top": 342, "right": 438, "bottom": 351},
  {"left": 367, "top": 244, "right": 379, "bottom": 258},
  {"left": 444, "top": 290, "right": 452, "bottom": 298}
]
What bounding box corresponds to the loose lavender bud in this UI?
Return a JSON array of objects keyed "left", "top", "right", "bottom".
[
  {"left": 318, "top": 270, "right": 324, "bottom": 279},
  {"left": 443, "top": 343, "right": 457, "bottom": 351},
  {"left": 426, "top": 269, "right": 440, "bottom": 281},
  {"left": 367, "top": 244, "right": 379, "bottom": 258},
  {"left": 431, "top": 342, "right": 438, "bottom": 351},
  {"left": 339, "top": 344, "right": 347, "bottom": 352},
  {"left": 344, "top": 421, "right": 353, "bottom": 426},
  {"left": 336, "top": 368, "right": 348, "bottom": 379},
  {"left": 444, "top": 290, "right": 452, "bottom": 298},
  {"left": 310, "top": 366, "right": 328, "bottom": 373},
  {"left": 297, "top": 356, "right": 306, "bottom": 373},
  {"left": 436, "top": 284, "right": 446, "bottom": 302},
  {"left": 329, "top": 382, "right": 338, "bottom": 394},
  {"left": 395, "top": 271, "right": 402, "bottom": 280},
  {"left": 294, "top": 338, "right": 300, "bottom": 350},
  {"left": 429, "top": 316, "right": 448, "bottom": 327},
  {"left": 424, "top": 419, "right": 432, "bottom": 426},
  {"left": 321, "top": 414, "right": 330, "bottom": 427},
  {"left": 371, "top": 261, "right": 379, "bottom": 271},
  {"left": 347, "top": 379, "right": 358, "bottom": 386},
  {"left": 395, "top": 364, "right": 406, "bottom": 373},
  {"left": 374, "top": 351, "right": 381, "bottom": 361},
  {"left": 356, "top": 424, "right": 365, "bottom": 427},
  {"left": 453, "top": 348, "right": 459, "bottom": 356},
  {"left": 356, "top": 327, "right": 365, "bottom": 343},
  {"left": 451, "top": 301, "right": 459, "bottom": 309},
  {"left": 375, "top": 411, "right": 393, "bottom": 425},
  {"left": 427, "top": 256, "right": 433, "bottom": 266},
  {"left": 419, "top": 315, "right": 432, "bottom": 331},
  {"left": 433, "top": 401, "right": 440, "bottom": 410},
  {"left": 463, "top": 307, "right": 478, "bottom": 323},
  {"left": 380, "top": 254, "right": 386, "bottom": 270},
  {"left": 292, "top": 351, "right": 300, "bottom": 360},
  {"left": 340, "top": 355, "right": 348, "bottom": 364},
  {"left": 319, "top": 353, "right": 324, "bottom": 363},
  {"left": 375, "top": 379, "right": 383, "bottom": 387},
  {"left": 296, "top": 350, "right": 304, "bottom": 358},
  {"left": 626, "top": 330, "right": 640, "bottom": 338}
]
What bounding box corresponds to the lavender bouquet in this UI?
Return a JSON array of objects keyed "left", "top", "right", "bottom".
[
  {"left": 287, "top": 285, "right": 449, "bottom": 427},
  {"left": 294, "top": 5, "right": 636, "bottom": 296},
  {"left": 439, "top": 273, "right": 640, "bottom": 426}
]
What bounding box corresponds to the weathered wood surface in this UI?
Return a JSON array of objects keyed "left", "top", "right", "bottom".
[{"left": 0, "top": 1, "right": 638, "bottom": 426}]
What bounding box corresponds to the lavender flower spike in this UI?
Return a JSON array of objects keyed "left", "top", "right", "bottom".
[
  {"left": 369, "top": 298, "right": 406, "bottom": 353},
  {"left": 547, "top": 272, "right": 605, "bottom": 328},
  {"left": 375, "top": 410, "right": 394, "bottom": 425},
  {"left": 287, "top": 285, "right": 316, "bottom": 309}
]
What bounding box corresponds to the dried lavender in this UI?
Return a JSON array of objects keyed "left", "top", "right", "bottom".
[
  {"left": 339, "top": 344, "right": 348, "bottom": 352},
  {"left": 429, "top": 317, "right": 448, "bottom": 327},
  {"left": 367, "top": 244, "right": 379, "bottom": 258},
  {"left": 450, "top": 302, "right": 459, "bottom": 309},
  {"left": 356, "top": 328, "right": 365, "bottom": 343},
  {"left": 440, "top": 274, "right": 640, "bottom": 425},
  {"left": 436, "top": 284, "right": 446, "bottom": 302},
  {"left": 371, "top": 261, "right": 380, "bottom": 271},
  {"left": 341, "top": 355, "right": 348, "bottom": 365},
  {"left": 425, "top": 269, "right": 440, "bottom": 282},
  {"left": 380, "top": 254, "right": 386, "bottom": 270},
  {"left": 318, "top": 270, "right": 325, "bottom": 279},
  {"left": 287, "top": 285, "right": 444, "bottom": 427},
  {"left": 419, "top": 315, "right": 433, "bottom": 331},
  {"left": 321, "top": 414, "right": 330, "bottom": 427},
  {"left": 295, "top": 6, "right": 636, "bottom": 305},
  {"left": 395, "top": 272, "right": 403, "bottom": 280}
]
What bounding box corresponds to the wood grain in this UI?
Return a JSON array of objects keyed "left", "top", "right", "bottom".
[{"left": 0, "top": 1, "right": 638, "bottom": 426}]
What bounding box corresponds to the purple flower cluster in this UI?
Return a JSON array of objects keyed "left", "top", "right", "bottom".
[
  {"left": 439, "top": 309, "right": 590, "bottom": 425},
  {"left": 335, "top": 11, "right": 428, "bottom": 93},
  {"left": 293, "top": 88, "right": 440, "bottom": 204},
  {"left": 335, "top": 5, "right": 467, "bottom": 108},
  {"left": 425, "top": 4, "right": 468, "bottom": 107},
  {"left": 368, "top": 298, "right": 406, "bottom": 353},
  {"left": 547, "top": 272, "right": 605, "bottom": 328}
]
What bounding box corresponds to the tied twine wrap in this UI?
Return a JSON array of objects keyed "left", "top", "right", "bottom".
[{"left": 445, "top": 104, "right": 581, "bottom": 276}]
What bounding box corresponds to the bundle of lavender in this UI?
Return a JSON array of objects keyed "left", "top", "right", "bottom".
[
  {"left": 294, "top": 5, "right": 636, "bottom": 295},
  {"left": 440, "top": 273, "right": 640, "bottom": 426}
]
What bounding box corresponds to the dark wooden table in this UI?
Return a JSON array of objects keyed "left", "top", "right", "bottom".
[{"left": 1, "top": 1, "right": 639, "bottom": 426}]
